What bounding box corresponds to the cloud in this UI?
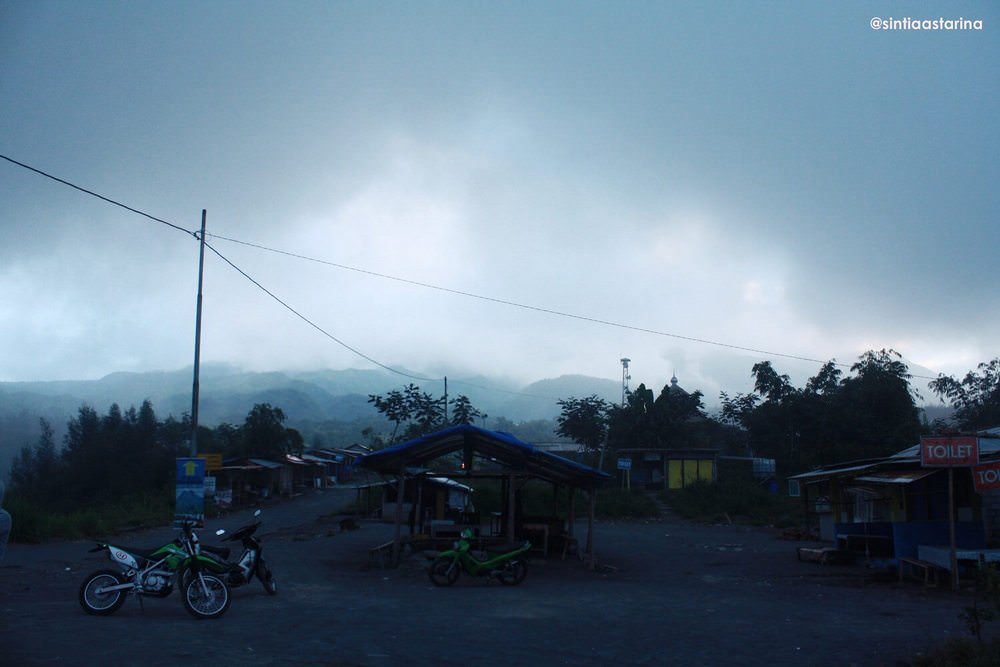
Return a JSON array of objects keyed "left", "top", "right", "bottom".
[{"left": 1, "top": 2, "right": 997, "bottom": 393}]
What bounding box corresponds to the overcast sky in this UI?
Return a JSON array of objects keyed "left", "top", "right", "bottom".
[{"left": 1, "top": 1, "right": 996, "bottom": 403}]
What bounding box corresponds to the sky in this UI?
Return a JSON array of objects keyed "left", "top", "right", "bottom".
[{"left": 1, "top": 1, "right": 997, "bottom": 404}]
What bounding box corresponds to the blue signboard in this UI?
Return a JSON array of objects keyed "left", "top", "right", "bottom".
[{"left": 175, "top": 457, "right": 206, "bottom": 525}]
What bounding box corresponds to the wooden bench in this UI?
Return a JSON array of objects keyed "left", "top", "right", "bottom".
[
  {"left": 796, "top": 546, "right": 854, "bottom": 565},
  {"left": 898, "top": 557, "right": 940, "bottom": 586}
]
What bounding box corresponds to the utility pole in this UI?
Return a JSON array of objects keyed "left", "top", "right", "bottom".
[
  {"left": 443, "top": 376, "right": 448, "bottom": 425},
  {"left": 190, "top": 210, "right": 207, "bottom": 457}
]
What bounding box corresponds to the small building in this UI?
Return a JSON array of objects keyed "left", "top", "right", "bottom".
[
  {"left": 616, "top": 448, "right": 719, "bottom": 490},
  {"left": 788, "top": 432, "right": 1000, "bottom": 561},
  {"left": 214, "top": 457, "right": 292, "bottom": 505}
]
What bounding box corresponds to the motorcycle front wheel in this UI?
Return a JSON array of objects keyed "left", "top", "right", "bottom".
[
  {"left": 428, "top": 557, "right": 460, "bottom": 587},
  {"left": 182, "top": 573, "right": 231, "bottom": 619},
  {"left": 498, "top": 559, "right": 528, "bottom": 586},
  {"left": 258, "top": 560, "right": 277, "bottom": 595},
  {"left": 79, "top": 569, "right": 128, "bottom": 615}
]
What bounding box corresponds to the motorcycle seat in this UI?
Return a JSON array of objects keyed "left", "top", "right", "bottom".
[
  {"left": 130, "top": 546, "right": 169, "bottom": 559},
  {"left": 201, "top": 544, "right": 231, "bottom": 560}
]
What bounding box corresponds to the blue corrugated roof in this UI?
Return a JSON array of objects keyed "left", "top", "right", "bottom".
[{"left": 357, "top": 423, "right": 610, "bottom": 488}]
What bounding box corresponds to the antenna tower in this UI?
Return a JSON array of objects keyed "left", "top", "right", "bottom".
[{"left": 620, "top": 358, "right": 631, "bottom": 406}]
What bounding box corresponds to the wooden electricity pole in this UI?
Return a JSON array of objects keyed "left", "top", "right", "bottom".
[{"left": 190, "top": 210, "right": 207, "bottom": 457}]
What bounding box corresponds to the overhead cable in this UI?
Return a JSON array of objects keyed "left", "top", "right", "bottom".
[
  {"left": 0, "top": 154, "right": 196, "bottom": 237},
  {"left": 203, "top": 241, "right": 438, "bottom": 383},
  {"left": 2, "top": 153, "right": 939, "bottom": 385},
  {"left": 206, "top": 233, "right": 874, "bottom": 372}
]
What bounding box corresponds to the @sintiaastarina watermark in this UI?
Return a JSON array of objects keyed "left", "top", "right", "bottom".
[{"left": 871, "top": 16, "right": 984, "bottom": 31}]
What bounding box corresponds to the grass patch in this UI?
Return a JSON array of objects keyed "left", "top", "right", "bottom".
[
  {"left": 663, "top": 478, "right": 801, "bottom": 527},
  {"left": 908, "top": 638, "right": 1000, "bottom": 666},
  {"left": 8, "top": 492, "right": 174, "bottom": 542},
  {"left": 595, "top": 488, "right": 661, "bottom": 519}
]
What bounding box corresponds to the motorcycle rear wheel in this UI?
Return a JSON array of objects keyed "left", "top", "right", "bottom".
[
  {"left": 182, "top": 573, "right": 231, "bottom": 619},
  {"left": 428, "top": 557, "right": 460, "bottom": 587},
  {"left": 498, "top": 559, "right": 527, "bottom": 586},
  {"left": 79, "top": 569, "right": 127, "bottom": 615}
]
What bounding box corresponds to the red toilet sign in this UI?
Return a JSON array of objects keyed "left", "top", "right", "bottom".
[
  {"left": 973, "top": 461, "right": 1000, "bottom": 492},
  {"left": 920, "top": 436, "right": 979, "bottom": 467}
]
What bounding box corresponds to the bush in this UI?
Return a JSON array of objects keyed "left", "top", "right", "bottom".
[
  {"left": 7, "top": 489, "right": 174, "bottom": 542},
  {"left": 664, "top": 478, "right": 801, "bottom": 527},
  {"left": 909, "top": 638, "right": 1000, "bottom": 666},
  {"left": 596, "top": 488, "right": 660, "bottom": 519}
]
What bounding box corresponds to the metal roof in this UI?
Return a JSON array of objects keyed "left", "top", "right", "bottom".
[
  {"left": 854, "top": 469, "right": 939, "bottom": 484},
  {"left": 247, "top": 458, "right": 285, "bottom": 469},
  {"left": 787, "top": 462, "right": 881, "bottom": 482},
  {"left": 356, "top": 424, "right": 610, "bottom": 490}
]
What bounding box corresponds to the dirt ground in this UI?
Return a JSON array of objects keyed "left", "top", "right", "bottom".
[{"left": 0, "top": 489, "right": 983, "bottom": 667}]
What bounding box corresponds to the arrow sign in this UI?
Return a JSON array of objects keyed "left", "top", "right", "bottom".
[{"left": 176, "top": 457, "right": 206, "bottom": 481}]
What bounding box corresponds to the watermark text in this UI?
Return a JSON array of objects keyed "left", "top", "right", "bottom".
[{"left": 871, "top": 16, "right": 984, "bottom": 31}]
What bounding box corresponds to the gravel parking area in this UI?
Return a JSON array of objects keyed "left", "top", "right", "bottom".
[{"left": 0, "top": 489, "right": 981, "bottom": 666}]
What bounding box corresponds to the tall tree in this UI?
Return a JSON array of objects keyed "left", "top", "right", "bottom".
[
  {"left": 728, "top": 351, "right": 921, "bottom": 475},
  {"left": 556, "top": 395, "right": 611, "bottom": 465},
  {"left": 368, "top": 385, "right": 485, "bottom": 443},
  {"left": 605, "top": 381, "right": 707, "bottom": 456},
  {"left": 930, "top": 358, "right": 1000, "bottom": 431},
  {"left": 449, "top": 395, "right": 486, "bottom": 426},
  {"left": 236, "top": 403, "right": 301, "bottom": 459}
]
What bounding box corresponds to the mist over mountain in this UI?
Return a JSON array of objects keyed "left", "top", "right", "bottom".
[
  {"left": 0, "top": 365, "right": 624, "bottom": 475},
  {"left": 0, "top": 363, "right": 953, "bottom": 478}
]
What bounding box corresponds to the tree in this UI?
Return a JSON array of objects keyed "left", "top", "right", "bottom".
[
  {"left": 449, "top": 395, "right": 486, "bottom": 425},
  {"left": 727, "top": 351, "right": 921, "bottom": 475},
  {"left": 836, "top": 349, "right": 921, "bottom": 457},
  {"left": 234, "top": 403, "right": 302, "bottom": 459},
  {"left": 718, "top": 392, "right": 760, "bottom": 429},
  {"left": 805, "top": 360, "right": 842, "bottom": 395},
  {"left": 556, "top": 395, "right": 611, "bottom": 465},
  {"left": 930, "top": 358, "right": 1000, "bottom": 431},
  {"left": 605, "top": 381, "right": 707, "bottom": 456},
  {"left": 751, "top": 361, "right": 794, "bottom": 402},
  {"left": 367, "top": 385, "right": 486, "bottom": 443}
]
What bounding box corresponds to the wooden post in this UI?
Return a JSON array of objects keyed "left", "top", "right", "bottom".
[
  {"left": 189, "top": 209, "right": 207, "bottom": 457},
  {"left": 393, "top": 473, "right": 405, "bottom": 566},
  {"left": 507, "top": 473, "right": 517, "bottom": 541},
  {"left": 414, "top": 475, "right": 424, "bottom": 535},
  {"left": 585, "top": 488, "right": 596, "bottom": 565},
  {"left": 949, "top": 468, "right": 958, "bottom": 591},
  {"left": 568, "top": 488, "right": 576, "bottom": 538}
]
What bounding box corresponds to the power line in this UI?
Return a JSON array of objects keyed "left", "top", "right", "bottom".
[
  {"left": 203, "top": 244, "right": 569, "bottom": 401},
  {"left": 207, "top": 233, "right": 943, "bottom": 379},
  {"left": 1, "top": 153, "right": 940, "bottom": 384},
  {"left": 202, "top": 241, "right": 439, "bottom": 384},
  {"left": 0, "top": 154, "right": 196, "bottom": 237},
  {"left": 0, "top": 155, "right": 567, "bottom": 400}
]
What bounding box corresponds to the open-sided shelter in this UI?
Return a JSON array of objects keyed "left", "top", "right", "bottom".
[
  {"left": 789, "top": 432, "right": 1000, "bottom": 565},
  {"left": 356, "top": 424, "right": 610, "bottom": 562}
]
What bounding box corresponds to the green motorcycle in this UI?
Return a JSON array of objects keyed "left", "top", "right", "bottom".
[
  {"left": 428, "top": 528, "right": 530, "bottom": 587},
  {"left": 78, "top": 522, "right": 232, "bottom": 619}
]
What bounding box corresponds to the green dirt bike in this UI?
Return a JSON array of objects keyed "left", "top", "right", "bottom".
[
  {"left": 428, "top": 528, "right": 531, "bottom": 587},
  {"left": 78, "top": 522, "right": 232, "bottom": 619}
]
